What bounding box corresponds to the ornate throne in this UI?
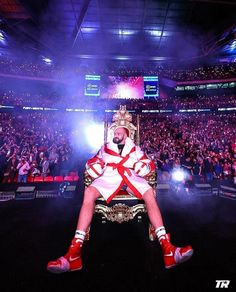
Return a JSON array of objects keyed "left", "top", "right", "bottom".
[{"left": 84, "top": 105, "right": 157, "bottom": 241}]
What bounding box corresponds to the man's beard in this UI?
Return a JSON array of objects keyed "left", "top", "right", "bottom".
[{"left": 113, "top": 137, "right": 123, "bottom": 144}]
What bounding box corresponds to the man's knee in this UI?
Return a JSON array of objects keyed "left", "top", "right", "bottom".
[
  {"left": 83, "top": 186, "right": 100, "bottom": 204},
  {"left": 143, "top": 188, "right": 156, "bottom": 202}
]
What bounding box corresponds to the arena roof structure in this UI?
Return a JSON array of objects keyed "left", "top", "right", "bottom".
[{"left": 0, "top": 0, "right": 235, "bottom": 65}]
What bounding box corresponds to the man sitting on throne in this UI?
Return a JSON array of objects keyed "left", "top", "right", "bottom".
[{"left": 47, "top": 107, "right": 193, "bottom": 273}]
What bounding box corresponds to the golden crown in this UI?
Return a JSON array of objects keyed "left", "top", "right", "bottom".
[{"left": 107, "top": 105, "right": 137, "bottom": 142}]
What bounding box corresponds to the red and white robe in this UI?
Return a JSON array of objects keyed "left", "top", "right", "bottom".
[{"left": 86, "top": 137, "right": 155, "bottom": 203}]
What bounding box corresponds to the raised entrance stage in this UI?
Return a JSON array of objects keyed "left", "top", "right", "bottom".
[
  {"left": 0, "top": 180, "right": 79, "bottom": 201},
  {"left": 1, "top": 180, "right": 235, "bottom": 202}
]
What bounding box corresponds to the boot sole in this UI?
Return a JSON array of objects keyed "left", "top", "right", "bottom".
[
  {"left": 165, "top": 249, "right": 194, "bottom": 269},
  {"left": 47, "top": 266, "right": 82, "bottom": 274}
]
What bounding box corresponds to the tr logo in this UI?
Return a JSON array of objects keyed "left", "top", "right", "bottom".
[{"left": 215, "top": 280, "right": 230, "bottom": 288}]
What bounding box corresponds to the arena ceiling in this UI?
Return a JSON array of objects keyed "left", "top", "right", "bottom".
[{"left": 0, "top": 0, "right": 235, "bottom": 65}]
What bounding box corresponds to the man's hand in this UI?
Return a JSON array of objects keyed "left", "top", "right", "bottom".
[
  {"left": 86, "top": 160, "right": 105, "bottom": 179},
  {"left": 134, "top": 161, "right": 150, "bottom": 177}
]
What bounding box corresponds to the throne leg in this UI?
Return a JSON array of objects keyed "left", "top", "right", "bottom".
[
  {"left": 148, "top": 223, "right": 157, "bottom": 241},
  {"left": 85, "top": 226, "right": 90, "bottom": 241}
]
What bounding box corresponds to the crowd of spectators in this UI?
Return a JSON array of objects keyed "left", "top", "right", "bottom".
[
  {"left": 140, "top": 94, "right": 236, "bottom": 110},
  {"left": 161, "top": 63, "right": 236, "bottom": 81},
  {"left": 0, "top": 90, "right": 63, "bottom": 107},
  {"left": 139, "top": 113, "right": 236, "bottom": 185},
  {"left": 0, "top": 57, "right": 235, "bottom": 185},
  {"left": 1, "top": 57, "right": 236, "bottom": 81},
  {"left": 0, "top": 58, "right": 65, "bottom": 80},
  {"left": 0, "top": 112, "right": 78, "bottom": 183},
  {"left": 0, "top": 110, "right": 235, "bottom": 185},
  {"left": 111, "top": 94, "right": 236, "bottom": 111},
  {"left": 1, "top": 89, "right": 235, "bottom": 111}
]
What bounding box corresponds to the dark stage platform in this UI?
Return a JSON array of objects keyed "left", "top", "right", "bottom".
[{"left": 0, "top": 186, "right": 235, "bottom": 292}]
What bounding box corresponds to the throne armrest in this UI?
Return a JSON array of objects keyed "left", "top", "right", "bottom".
[
  {"left": 84, "top": 170, "right": 94, "bottom": 188},
  {"left": 145, "top": 170, "right": 157, "bottom": 189}
]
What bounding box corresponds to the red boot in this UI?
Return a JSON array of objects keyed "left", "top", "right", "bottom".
[
  {"left": 160, "top": 234, "right": 193, "bottom": 269},
  {"left": 47, "top": 239, "right": 82, "bottom": 273}
]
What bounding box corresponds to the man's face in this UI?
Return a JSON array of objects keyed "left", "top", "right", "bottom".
[{"left": 113, "top": 128, "right": 127, "bottom": 145}]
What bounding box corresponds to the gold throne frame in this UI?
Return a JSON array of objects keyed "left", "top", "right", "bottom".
[{"left": 84, "top": 105, "right": 157, "bottom": 241}]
